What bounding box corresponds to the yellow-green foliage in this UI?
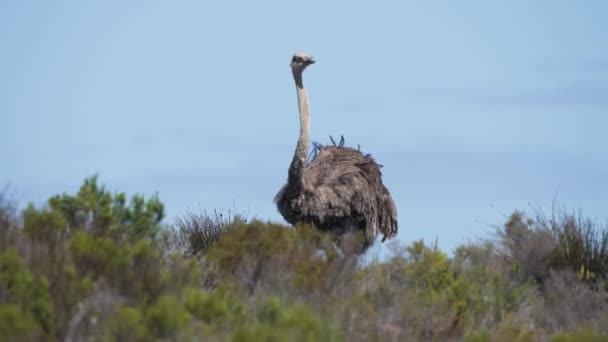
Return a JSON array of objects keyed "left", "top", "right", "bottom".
[
  {"left": 144, "top": 295, "right": 192, "bottom": 338},
  {"left": 103, "top": 298, "right": 195, "bottom": 342},
  {"left": 0, "top": 304, "right": 38, "bottom": 340},
  {"left": 403, "top": 240, "right": 454, "bottom": 294},
  {"left": 48, "top": 175, "right": 164, "bottom": 241},
  {"left": 206, "top": 220, "right": 343, "bottom": 294},
  {"left": 102, "top": 306, "right": 147, "bottom": 342},
  {"left": 231, "top": 297, "right": 342, "bottom": 342},
  {"left": 551, "top": 330, "right": 608, "bottom": 342},
  {"left": 70, "top": 231, "right": 129, "bottom": 279},
  {"left": 0, "top": 249, "right": 54, "bottom": 340},
  {"left": 183, "top": 287, "right": 245, "bottom": 327},
  {"left": 1, "top": 177, "right": 607, "bottom": 341}
]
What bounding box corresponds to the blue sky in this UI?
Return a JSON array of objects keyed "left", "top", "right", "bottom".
[{"left": 1, "top": 1, "right": 607, "bottom": 254}]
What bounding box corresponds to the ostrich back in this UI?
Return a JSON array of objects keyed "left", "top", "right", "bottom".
[{"left": 275, "top": 145, "right": 398, "bottom": 247}]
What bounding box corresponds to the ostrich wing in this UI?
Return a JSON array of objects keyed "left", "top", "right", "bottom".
[{"left": 305, "top": 146, "right": 398, "bottom": 242}]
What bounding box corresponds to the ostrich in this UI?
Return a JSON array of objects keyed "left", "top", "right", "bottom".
[{"left": 274, "top": 51, "right": 398, "bottom": 251}]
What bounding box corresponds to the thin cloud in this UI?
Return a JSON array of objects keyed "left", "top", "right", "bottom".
[
  {"left": 407, "top": 81, "right": 608, "bottom": 108},
  {"left": 536, "top": 59, "right": 608, "bottom": 73},
  {"left": 479, "top": 81, "right": 608, "bottom": 107},
  {"left": 385, "top": 145, "right": 608, "bottom": 202}
]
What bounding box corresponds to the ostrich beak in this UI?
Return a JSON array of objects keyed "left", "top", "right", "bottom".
[{"left": 308, "top": 59, "right": 315, "bottom": 65}]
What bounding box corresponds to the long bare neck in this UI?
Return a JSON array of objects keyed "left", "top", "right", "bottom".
[{"left": 287, "top": 70, "right": 310, "bottom": 190}]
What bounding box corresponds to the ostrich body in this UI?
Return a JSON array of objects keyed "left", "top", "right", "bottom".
[{"left": 274, "top": 51, "right": 398, "bottom": 250}]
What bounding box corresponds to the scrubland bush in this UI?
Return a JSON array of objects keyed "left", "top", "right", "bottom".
[
  {"left": 499, "top": 210, "right": 608, "bottom": 287},
  {"left": 0, "top": 249, "right": 54, "bottom": 340},
  {"left": 0, "top": 177, "right": 607, "bottom": 341},
  {"left": 172, "top": 209, "right": 246, "bottom": 256},
  {"left": 0, "top": 188, "right": 19, "bottom": 251}
]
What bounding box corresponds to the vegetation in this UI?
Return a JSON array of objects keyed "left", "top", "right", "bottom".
[{"left": 1, "top": 177, "right": 607, "bottom": 341}]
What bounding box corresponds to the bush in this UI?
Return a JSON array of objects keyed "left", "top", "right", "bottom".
[
  {"left": 0, "top": 249, "right": 54, "bottom": 339},
  {"left": 231, "top": 297, "right": 342, "bottom": 342},
  {"left": 497, "top": 210, "right": 608, "bottom": 286},
  {"left": 536, "top": 270, "right": 608, "bottom": 332},
  {"left": 0, "top": 304, "right": 38, "bottom": 341},
  {"left": 551, "top": 330, "right": 608, "bottom": 342},
  {"left": 205, "top": 220, "right": 351, "bottom": 297},
  {"left": 102, "top": 306, "right": 147, "bottom": 342},
  {"left": 0, "top": 188, "right": 19, "bottom": 251},
  {"left": 183, "top": 287, "right": 244, "bottom": 327},
  {"left": 172, "top": 209, "right": 246, "bottom": 256},
  {"left": 547, "top": 211, "right": 608, "bottom": 283},
  {"left": 48, "top": 175, "right": 164, "bottom": 241},
  {"left": 3, "top": 176, "right": 608, "bottom": 340},
  {"left": 144, "top": 295, "right": 192, "bottom": 338}
]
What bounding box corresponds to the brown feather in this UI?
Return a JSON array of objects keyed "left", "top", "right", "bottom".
[{"left": 275, "top": 144, "right": 398, "bottom": 251}]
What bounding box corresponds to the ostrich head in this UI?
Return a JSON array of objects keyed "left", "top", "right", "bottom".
[{"left": 290, "top": 51, "right": 315, "bottom": 73}]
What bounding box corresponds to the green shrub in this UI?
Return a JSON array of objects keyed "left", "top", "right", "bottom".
[
  {"left": 183, "top": 287, "right": 244, "bottom": 326},
  {"left": 232, "top": 297, "right": 342, "bottom": 342},
  {"left": 49, "top": 175, "right": 164, "bottom": 241},
  {"left": 0, "top": 249, "right": 55, "bottom": 339},
  {"left": 451, "top": 243, "right": 533, "bottom": 329},
  {"left": 102, "top": 306, "right": 147, "bottom": 342},
  {"left": 0, "top": 189, "right": 18, "bottom": 250},
  {"left": 3, "top": 176, "right": 608, "bottom": 341},
  {"left": 144, "top": 295, "right": 191, "bottom": 338},
  {"left": 464, "top": 318, "right": 536, "bottom": 342},
  {"left": 206, "top": 221, "right": 342, "bottom": 296},
  {"left": 23, "top": 205, "right": 69, "bottom": 246},
  {"left": 403, "top": 240, "right": 454, "bottom": 294},
  {"left": 551, "top": 330, "right": 608, "bottom": 342},
  {"left": 70, "top": 231, "right": 129, "bottom": 280},
  {"left": 0, "top": 304, "right": 38, "bottom": 340}
]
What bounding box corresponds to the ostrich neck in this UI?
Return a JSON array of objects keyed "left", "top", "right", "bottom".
[{"left": 288, "top": 70, "right": 310, "bottom": 190}]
